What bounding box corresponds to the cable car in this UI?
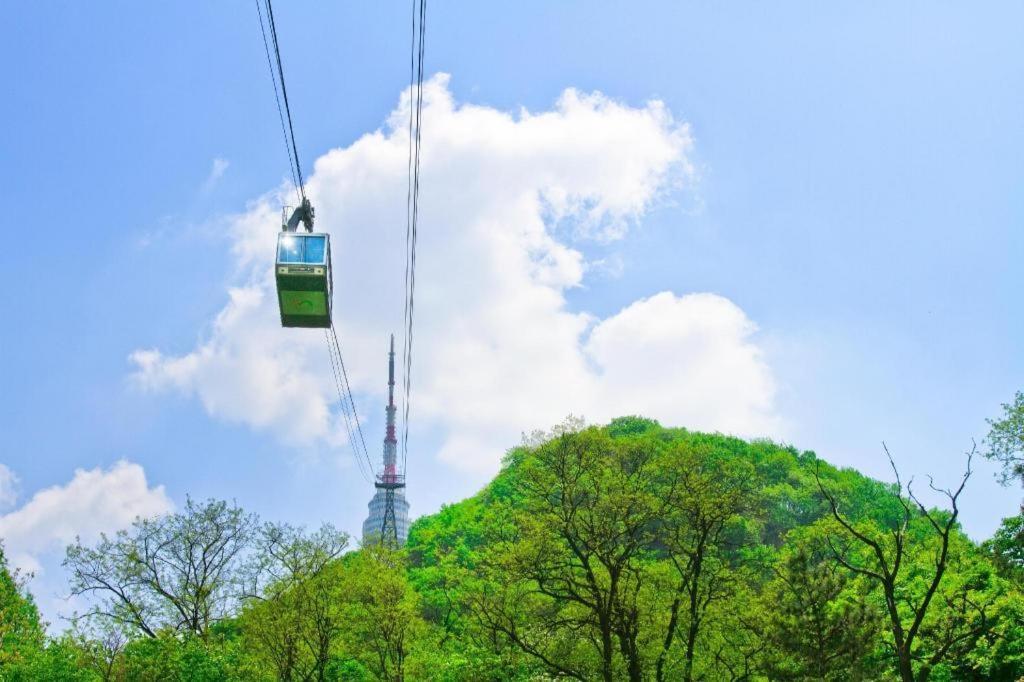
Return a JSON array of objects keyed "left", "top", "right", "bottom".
[{"left": 275, "top": 200, "right": 333, "bottom": 328}]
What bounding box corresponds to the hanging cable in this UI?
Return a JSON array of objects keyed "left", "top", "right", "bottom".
[
  {"left": 255, "top": 0, "right": 300, "bottom": 204},
  {"left": 400, "top": 0, "right": 415, "bottom": 473},
  {"left": 263, "top": 0, "right": 308, "bottom": 201},
  {"left": 255, "top": 1, "right": 376, "bottom": 480},
  {"left": 255, "top": 0, "right": 307, "bottom": 203},
  {"left": 400, "top": 0, "right": 427, "bottom": 476},
  {"left": 329, "top": 324, "right": 373, "bottom": 476},
  {"left": 324, "top": 330, "right": 373, "bottom": 483},
  {"left": 254, "top": 0, "right": 427, "bottom": 486}
]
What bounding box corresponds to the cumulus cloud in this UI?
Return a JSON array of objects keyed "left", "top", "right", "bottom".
[
  {"left": 131, "top": 284, "right": 340, "bottom": 448},
  {"left": 0, "top": 464, "right": 18, "bottom": 509},
  {"left": 0, "top": 462, "right": 172, "bottom": 574},
  {"left": 584, "top": 292, "right": 777, "bottom": 432},
  {"left": 130, "top": 74, "right": 780, "bottom": 473},
  {"left": 202, "top": 157, "right": 230, "bottom": 192}
]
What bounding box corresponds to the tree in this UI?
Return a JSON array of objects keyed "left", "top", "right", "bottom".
[
  {"left": 339, "top": 545, "right": 425, "bottom": 682},
  {"left": 959, "top": 588, "right": 1024, "bottom": 680},
  {"left": 702, "top": 584, "right": 766, "bottom": 682},
  {"left": 762, "top": 546, "right": 880, "bottom": 680},
  {"left": 467, "top": 429, "right": 761, "bottom": 681},
  {"left": 27, "top": 419, "right": 1024, "bottom": 678},
  {"left": 984, "top": 511, "right": 1024, "bottom": 584},
  {"left": 115, "top": 627, "right": 248, "bottom": 682},
  {"left": 816, "top": 447, "right": 974, "bottom": 681},
  {"left": 0, "top": 544, "right": 45, "bottom": 676},
  {"left": 64, "top": 498, "right": 257, "bottom": 638},
  {"left": 406, "top": 499, "right": 536, "bottom": 681},
  {"left": 913, "top": 553, "right": 1002, "bottom": 679},
  {"left": 656, "top": 443, "right": 755, "bottom": 682},
  {"left": 472, "top": 428, "right": 665, "bottom": 681},
  {"left": 240, "top": 523, "right": 349, "bottom": 682},
  {"left": 985, "top": 391, "right": 1024, "bottom": 486},
  {"left": 69, "top": 625, "right": 127, "bottom": 681}
]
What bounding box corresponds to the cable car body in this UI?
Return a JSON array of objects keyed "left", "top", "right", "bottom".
[{"left": 275, "top": 202, "right": 333, "bottom": 328}]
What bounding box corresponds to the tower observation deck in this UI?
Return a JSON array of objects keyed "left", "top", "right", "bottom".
[{"left": 361, "top": 335, "right": 410, "bottom": 546}]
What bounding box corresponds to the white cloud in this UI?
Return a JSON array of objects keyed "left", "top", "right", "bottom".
[
  {"left": 202, "top": 157, "right": 230, "bottom": 192},
  {"left": 0, "top": 462, "right": 172, "bottom": 574},
  {"left": 131, "top": 74, "right": 780, "bottom": 473},
  {"left": 0, "top": 464, "right": 18, "bottom": 509},
  {"left": 584, "top": 292, "right": 778, "bottom": 432},
  {"left": 130, "top": 285, "right": 341, "bottom": 448}
]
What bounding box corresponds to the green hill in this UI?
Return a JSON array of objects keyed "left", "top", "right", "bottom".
[
  {"left": 404, "top": 417, "right": 1024, "bottom": 681},
  {"left": 6, "top": 417, "right": 1023, "bottom": 680}
]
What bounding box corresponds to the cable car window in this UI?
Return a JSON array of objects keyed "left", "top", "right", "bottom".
[
  {"left": 278, "top": 235, "right": 303, "bottom": 263},
  {"left": 303, "top": 235, "right": 326, "bottom": 264}
]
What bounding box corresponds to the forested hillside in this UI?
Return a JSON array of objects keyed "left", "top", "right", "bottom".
[
  {"left": 2, "top": 417, "right": 1023, "bottom": 680},
  {"left": 405, "top": 417, "right": 1024, "bottom": 681}
]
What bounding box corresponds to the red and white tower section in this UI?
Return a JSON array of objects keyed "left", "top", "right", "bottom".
[{"left": 361, "top": 335, "right": 410, "bottom": 545}]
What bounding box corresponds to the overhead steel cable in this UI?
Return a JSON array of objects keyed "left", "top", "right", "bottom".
[
  {"left": 324, "top": 329, "right": 373, "bottom": 483},
  {"left": 254, "top": 0, "right": 301, "bottom": 203},
  {"left": 400, "top": 0, "right": 415, "bottom": 474},
  {"left": 326, "top": 337, "right": 372, "bottom": 484},
  {"left": 400, "top": 0, "right": 426, "bottom": 477},
  {"left": 262, "top": 0, "right": 308, "bottom": 202},
  {"left": 255, "top": 1, "right": 374, "bottom": 480},
  {"left": 329, "top": 324, "right": 373, "bottom": 476}
]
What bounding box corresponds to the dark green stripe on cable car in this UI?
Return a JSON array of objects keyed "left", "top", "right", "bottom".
[{"left": 275, "top": 233, "right": 333, "bottom": 328}]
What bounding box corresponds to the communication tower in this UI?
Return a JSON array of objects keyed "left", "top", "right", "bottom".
[{"left": 361, "top": 335, "right": 410, "bottom": 545}]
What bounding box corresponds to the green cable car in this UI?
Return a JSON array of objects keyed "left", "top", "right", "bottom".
[{"left": 275, "top": 200, "right": 333, "bottom": 328}]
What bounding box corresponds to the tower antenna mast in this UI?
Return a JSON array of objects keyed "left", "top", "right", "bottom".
[{"left": 363, "top": 335, "right": 409, "bottom": 546}]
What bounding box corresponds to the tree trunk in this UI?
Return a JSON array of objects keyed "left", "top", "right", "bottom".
[
  {"left": 600, "top": 615, "right": 615, "bottom": 682},
  {"left": 896, "top": 648, "right": 915, "bottom": 682},
  {"left": 656, "top": 595, "right": 682, "bottom": 682},
  {"left": 683, "top": 553, "right": 704, "bottom": 682}
]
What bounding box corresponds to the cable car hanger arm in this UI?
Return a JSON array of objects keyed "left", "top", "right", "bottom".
[{"left": 282, "top": 197, "right": 315, "bottom": 233}]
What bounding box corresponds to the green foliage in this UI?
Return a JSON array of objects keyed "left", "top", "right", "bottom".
[
  {"left": 985, "top": 511, "right": 1024, "bottom": 583},
  {"left": 761, "top": 545, "right": 882, "bottom": 680},
  {"left": 986, "top": 391, "right": 1024, "bottom": 486},
  {"left": 605, "top": 415, "right": 662, "bottom": 437},
  {"left": 239, "top": 522, "right": 350, "bottom": 681},
  {"left": 16, "top": 636, "right": 101, "bottom": 682},
  {"left": 0, "top": 545, "right": 45, "bottom": 679},
  {"left": 7, "top": 418, "right": 1024, "bottom": 679},
  {"left": 409, "top": 420, "right": 1024, "bottom": 681},
  {"left": 64, "top": 498, "right": 257, "bottom": 639},
  {"left": 116, "top": 630, "right": 248, "bottom": 681},
  {"left": 337, "top": 545, "right": 427, "bottom": 681}
]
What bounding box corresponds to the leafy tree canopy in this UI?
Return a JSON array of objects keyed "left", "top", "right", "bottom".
[
  {"left": 986, "top": 391, "right": 1024, "bottom": 486},
  {"left": 4, "top": 418, "right": 1023, "bottom": 680}
]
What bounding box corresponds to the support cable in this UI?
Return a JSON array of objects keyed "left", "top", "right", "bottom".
[
  {"left": 255, "top": 1, "right": 370, "bottom": 478},
  {"left": 255, "top": 0, "right": 301, "bottom": 204},
  {"left": 324, "top": 330, "right": 373, "bottom": 483},
  {"left": 254, "top": 0, "right": 422, "bottom": 491},
  {"left": 400, "top": 0, "right": 427, "bottom": 476},
  {"left": 263, "top": 0, "right": 308, "bottom": 201},
  {"left": 330, "top": 324, "right": 374, "bottom": 477}
]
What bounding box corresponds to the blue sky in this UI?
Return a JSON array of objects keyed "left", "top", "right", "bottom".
[{"left": 1, "top": 2, "right": 1022, "bottom": 624}]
